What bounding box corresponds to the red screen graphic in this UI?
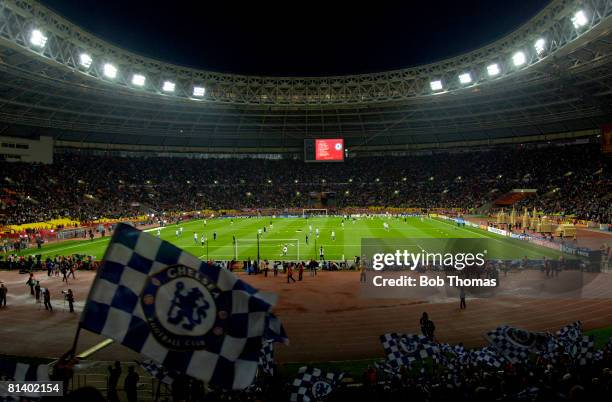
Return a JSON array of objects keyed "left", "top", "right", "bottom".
[{"left": 315, "top": 139, "right": 344, "bottom": 161}]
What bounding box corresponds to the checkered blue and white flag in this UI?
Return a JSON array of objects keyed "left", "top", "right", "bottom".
[
  {"left": 80, "top": 223, "right": 277, "bottom": 389},
  {"left": 484, "top": 326, "right": 550, "bottom": 364},
  {"left": 379, "top": 333, "right": 440, "bottom": 370},
  {"left": 137, "top": 360, "right": 176, "bottom": 385},
  {"left": 0, "top": 360, "right": 49, "bottom": 382},
  {"left": 473, "top": 347, "right": 505, "bottom": 368},
  {"left": 290, "top": 366, "right": 344, "bottom": 402},
  {"left": 258, "top": 341, "right": 275, "bottom": 376},
  {"left": 0, "top": 360, "right": 49, "bottom": 401},
  {"left": 265, "top": 313, "right": 289, "bottom": 345},
  {"left": 556, "top": 321, "right": 582, "bottom": 349},
  {"left": 576, "top": 335, "right": 595, "bottom": 366}
]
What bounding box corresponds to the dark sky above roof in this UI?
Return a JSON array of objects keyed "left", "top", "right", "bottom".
[{"left": 40, "top": 0, "right": 551, "bottom": 76}]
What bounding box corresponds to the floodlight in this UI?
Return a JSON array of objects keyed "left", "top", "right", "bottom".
[
  {"left": 193, "top": 86, "right": 206, "bottom": 97},
  {"left": 162, "top": 81, "right": 175, "bottom": 92},
  {"left": 103, "top": 63, "right": 117, "bottom": 79},
  {"left": 487, "top": 63, "right": 500, "bottom": 76},
  {"left": 512, "top": 51, "right": 526, "bottom": 66},
  {"left": 29, "top": 29, "right": 47, "bottom": 47},
  {"left": 534, "top": 38, "right": 546, "bottom": 56},
  {"left": 132, "top": 74, "right": 146, "bottom": 86},
  {"left": 430, "top": 80, "right": 443, "bottom": 91},
  {"left": 572, "top": 10, "right": 587, "bottom": 28},
  {"left": 458, "top": 72, "right": 472, "bottom": 84},
  {"left": 79, "top": 53, "right": 92, "bottom": 68}
]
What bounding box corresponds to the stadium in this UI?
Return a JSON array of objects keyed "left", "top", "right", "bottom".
[{"left": 0, "top": 0, "right": 611, "bottom": 400}]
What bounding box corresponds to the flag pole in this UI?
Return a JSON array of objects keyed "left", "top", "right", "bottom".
[
  {"left": 76, "top": 338, "right": 115, "bottom": 359},
  {"left": 69, "top": 324, "right": 82, "bottom": 358}
]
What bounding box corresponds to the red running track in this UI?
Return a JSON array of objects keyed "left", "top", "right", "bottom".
[{"left": 0, "top": 270, "right": 611, "bottom": 363}]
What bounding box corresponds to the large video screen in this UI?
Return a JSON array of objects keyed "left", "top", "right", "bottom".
[{"left": 304, "top": 138, "right": 344, "bottom": 162}]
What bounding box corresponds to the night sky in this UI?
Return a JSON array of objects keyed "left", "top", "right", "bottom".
[{"left": 40, "top": 0, "right": 551, "bottom": 76}]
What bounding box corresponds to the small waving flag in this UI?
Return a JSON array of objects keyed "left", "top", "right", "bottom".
[{"left": 290, "top": 366, "right": 344, "bottom": 402}]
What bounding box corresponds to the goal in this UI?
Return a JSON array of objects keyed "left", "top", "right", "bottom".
[
  {"left": 235, "top": 238, "right": 301, "bottom": 260},
  {"left": 302, "top": 209, "right": 328, "bottom": 218}
]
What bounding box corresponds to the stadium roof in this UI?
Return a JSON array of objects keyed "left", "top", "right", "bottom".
[{"left": 0, "top": 0, "right": 611, "bottom": 151}]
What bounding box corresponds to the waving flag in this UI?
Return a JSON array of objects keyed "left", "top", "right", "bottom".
[
  {"left": 290, "top": 366, "right": 344, "bottom": 402},
  {"left": 576, "top": 335, "right": 595, "bottom": 366},
  {"left": 258, "top": 341, "right": 275, "bottom": 376},
  {"left": 556, "top": 322, "right": 582, "bottom": 347},
  {"left": 80, "top": 223, "right": 276, "bottom": 390},
  {"left": 473, "top": 347, "right": 505, "bottom": 368},
  {"left": 379, "top": 333, "right": 440, "bottom": 370},
  {"left": 484, "top": 326, "right": 551, "bottom": 363},
  {"left": 265, "top": 313, "right": 289, "bottom": 345},
  {"left": 137, "top": 360, "right": 177, "bottom": 385},
  {"left": 0, "top": 360, "right": 49, "bottom": 382}
]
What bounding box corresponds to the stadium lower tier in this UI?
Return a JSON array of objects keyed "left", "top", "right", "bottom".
[{"left": 0, "top": 142, "right": 610, "bottom": 226}]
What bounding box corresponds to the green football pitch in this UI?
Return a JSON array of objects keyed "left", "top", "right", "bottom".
[{"left": 5, "top": 217, "right": 566, "bottom": 261}]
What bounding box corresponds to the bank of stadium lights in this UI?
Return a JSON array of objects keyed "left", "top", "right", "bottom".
[
  {"left": 512, "top": 51, "right": 526, "bottom": 67},
  {"left": 430, "top": 80, "right": 443, "bottom": 91},
  {"left": 487, "top": 63, "right": 500, "bottom": 77},
  {"left": 162, "top": 81, "right": 176, "bottom": 92},
  {"left": 103, "top": 63, "right": 117, "bottom": 79},
  {"left": 20, "top": 7, "right": 596, "bottom": 103},
  {"left": 79, "top": 53, "right": 92, "bottom": 68},
  {"left": 534, "top": 38, "right": 546, "bottom": 56},
  {"left": 572, "top": 10, "right": 588, "bottom": 29},
  {"left": 394, "top": 190, "right": 400, "bottom": 195},
  {"left": 458, "top": 72, "right": 472, "bottom": 85},
  {"left": 131, "top": 74, "right": 146, "bottom": 87},
  {"left": 193, "top": 86, "right": 206, "bottom": 97},
  {"left": 29, "top": 29, "right": 47, "bottom": 48}
]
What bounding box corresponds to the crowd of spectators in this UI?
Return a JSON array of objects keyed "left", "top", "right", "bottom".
[
  {"left": 0, "top": 253, "right": 98, "bottom": 272},
  {"left": 114, "top": 341, "right": 612, "bottom": 401},
  {"left": 0, "top": 141, "right": 609, "bottom": 226}
]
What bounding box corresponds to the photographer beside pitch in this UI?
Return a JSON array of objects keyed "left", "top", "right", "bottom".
[{"left": 62, "top": 289, "right": 75, "bottom": 313}]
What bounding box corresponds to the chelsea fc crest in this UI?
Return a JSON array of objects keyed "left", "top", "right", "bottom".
[
  {"left": 312, "top": 381, "right": 333, "bottom": 398},
  {"left": 141, "top": 265, "right": 223, "bottom": 350}
]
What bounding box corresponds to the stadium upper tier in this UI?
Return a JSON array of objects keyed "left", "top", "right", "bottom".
[{"left": 0, "top": 0, "right": 611, "bottom": 149}]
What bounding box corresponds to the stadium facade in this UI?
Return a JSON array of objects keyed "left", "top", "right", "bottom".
[{"left": 0, "top": 0, "right": 611, "bottom": 156}]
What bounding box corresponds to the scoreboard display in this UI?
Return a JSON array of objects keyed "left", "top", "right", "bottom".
[{"left": 304, "top": 139, "right": 345, "bottom": 162}]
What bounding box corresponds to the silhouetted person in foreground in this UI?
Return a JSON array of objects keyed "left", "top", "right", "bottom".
[
  {"left": 124, "top": 366, "right": 139, "bottom": 402},
  {"left": 107, "top": 361, "right": 121, "bottom": 402}
]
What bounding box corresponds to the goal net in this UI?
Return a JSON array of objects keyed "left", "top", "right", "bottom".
[
  {"left": 302, "top": 209, "right": 328, "bottom": 218},
  {"left": 235, "top": 238, "right": 301, "bottom": 260}
]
